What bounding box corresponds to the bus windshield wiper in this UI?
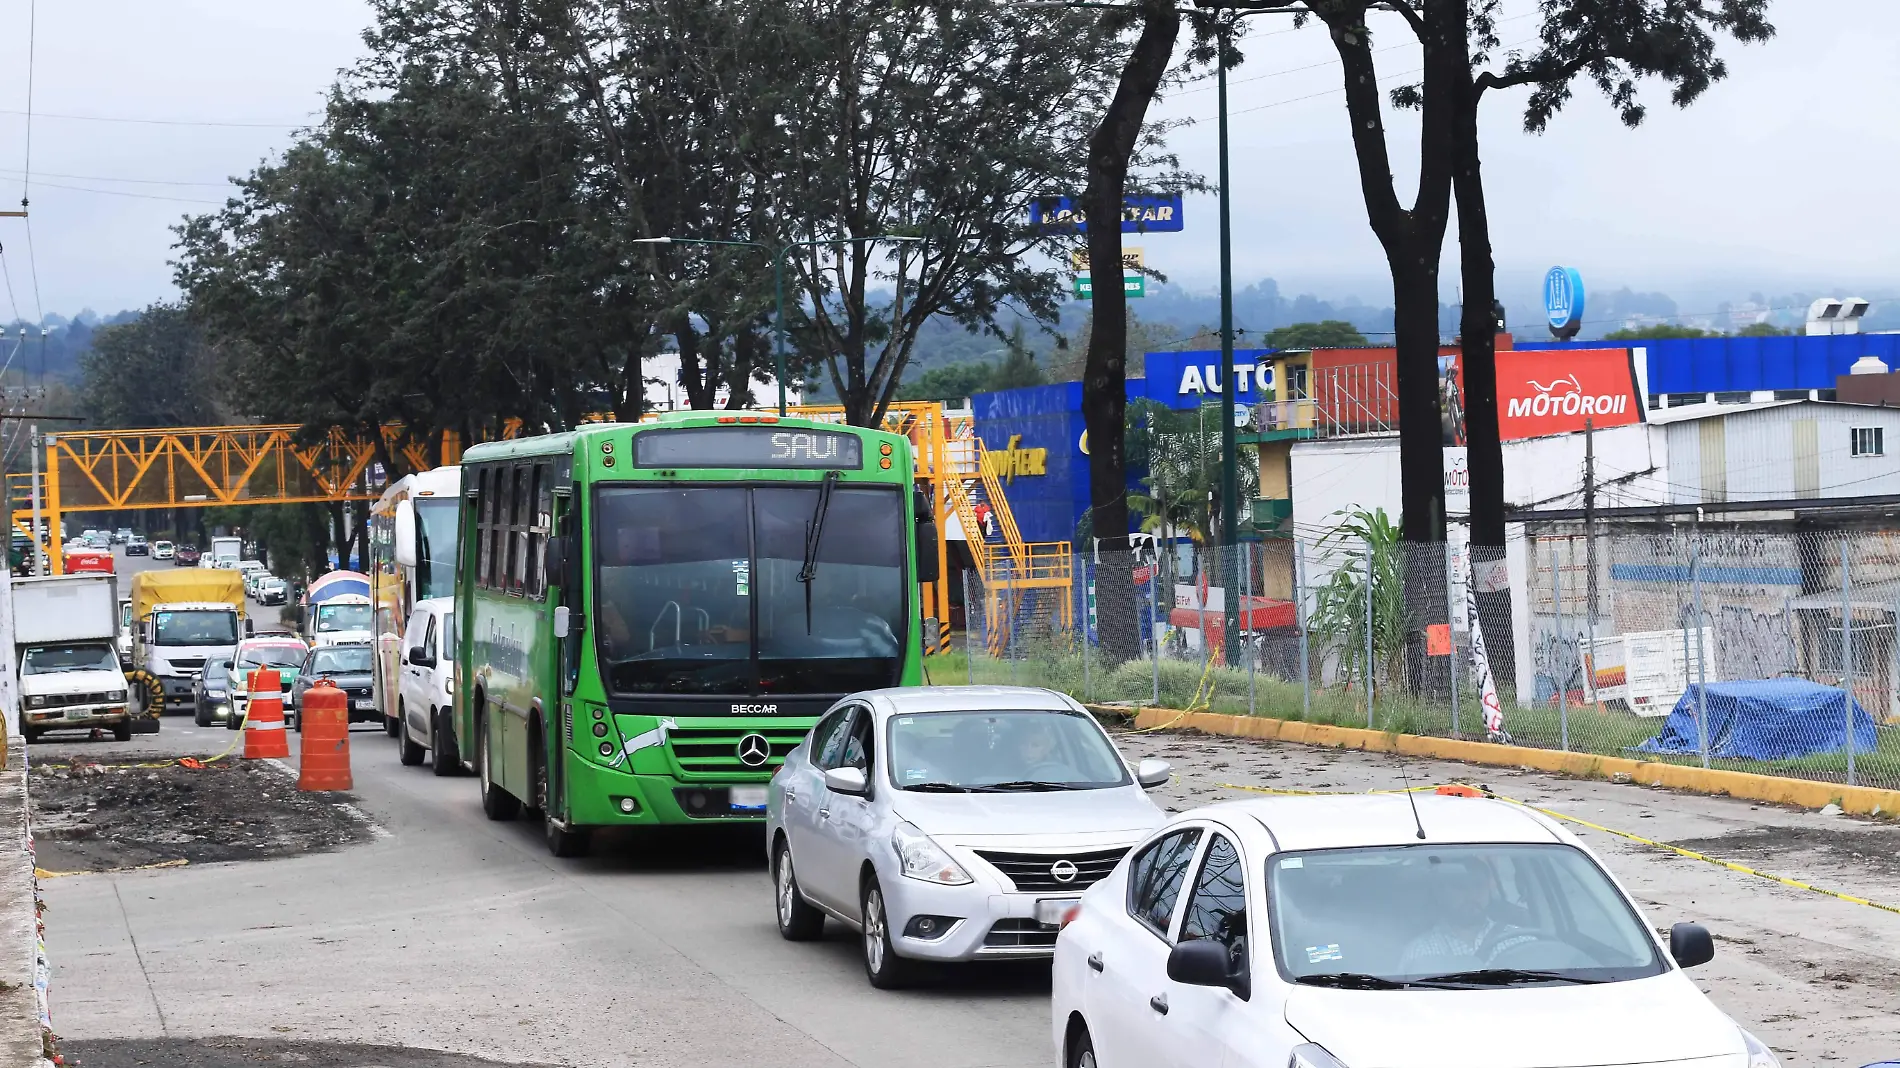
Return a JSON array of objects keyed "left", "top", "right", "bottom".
[
  {"left": 1409, "top": 968, "right": 1602, "bottom": 987},
  {"left": 797, "top": 470, "right": 842, "bottom": 634}
]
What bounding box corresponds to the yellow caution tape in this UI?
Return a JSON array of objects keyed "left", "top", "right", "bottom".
[
  {"left": 1218, "top": 780, "right": 1900, "bottom": 917},
  {"left": 35, "top": 858, "right": 187, "bottom": 879}
]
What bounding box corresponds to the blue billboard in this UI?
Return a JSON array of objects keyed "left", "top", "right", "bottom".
[
  {"left": 1140, "top": 349, "right": 1276, "bottom": 410},
  {"left": 1516, "top": 334, "right": 1900, "bottom": 395}
]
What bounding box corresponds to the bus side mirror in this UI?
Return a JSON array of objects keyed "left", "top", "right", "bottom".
[
  {"left": 244, "top": 618, "right": 255, "bottom": 637},
  {"left": 546, "top": 537, "right": 572, "bottom": 590},
  {"left": 914, "top": 520, "right": 939, "bottom": 583},
  {"left": 394, "top": 499, "right": 418, "bottom": 568}
]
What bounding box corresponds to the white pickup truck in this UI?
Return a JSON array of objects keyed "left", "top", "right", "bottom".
[{"left": 13, "top": 574, "right": 134, "bottom": 742}]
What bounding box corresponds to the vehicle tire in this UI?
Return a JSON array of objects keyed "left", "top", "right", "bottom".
[
  {"left": 773, "top": 842, "right": 825, "bottom": 941},
  {"left": 524, "top": 723, "right": 548, "bottom": 821},
  {"left": 21, "top": 729, "right": 38, "bottom": 744},
  {"left": 430, "top": 708, "right": 459, "bottom": 777},
  {"left": 398, "top": 703, "right": 425, "bottom": 766},
  {"left": 1066, "top": 1025, "right": 1097, "bottom": 1068},
  {"left": 540, "top": 732, "right": 592, "bottom": 857},
  {"left": 477, "top": 711, "right": 519, "bottom": 821},
  {"left": 383, "top": 712, "right": 401, "bottom": 738},
  {"left": 859, "top": 875, "right": 917, "bottom": 990},
  {"left": 112, "top": 721, "right": 132, "bottom": 742},
  {"left": 194, "top": 705, "right": 211, "bottom": 728}
]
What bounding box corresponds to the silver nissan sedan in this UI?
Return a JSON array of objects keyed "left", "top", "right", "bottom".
[{"left": 764, "top": 685, "right": 1172, "bottom": 988}]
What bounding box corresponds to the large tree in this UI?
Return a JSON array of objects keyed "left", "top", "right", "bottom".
[{"left": 79, "top": 304, "right": 225, "bottom": 429}]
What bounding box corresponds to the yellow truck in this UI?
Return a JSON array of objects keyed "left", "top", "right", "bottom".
[{"left": 127, "top": 569, "right": 251, "bottom": 721}]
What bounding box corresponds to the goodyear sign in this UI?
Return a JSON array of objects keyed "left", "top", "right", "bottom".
[
  {"left": 984, "top": 434, "right": 1047, "bottom": 483},
  {"left": 1031, "top": 195, "right": 1184, "bottom": 234}
]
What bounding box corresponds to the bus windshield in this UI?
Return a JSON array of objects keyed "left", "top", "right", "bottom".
[
  {"left": 316, "top": 603, "right": 373, "bottom": 633},
  {"left": 594, "top": 484, "right": 905, "bottom": 696},
  {"left": 415, "top": 498, "right": 461, "bottom": 600}
]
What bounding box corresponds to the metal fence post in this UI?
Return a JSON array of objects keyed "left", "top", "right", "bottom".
[
  {"left": 1691, "top": 537, "right": 1711, "bottom": 770},
  {"left": 1364, "top": 543, "right": 1375, "bottom": 728},
  {"left": 1149, "top": 550, "right": 1162, "bottom": 708},
  {"left": 1554, "top": 537, "right": 1568, "bottom": 751},
  {"left": 1446, "top": 539, "right": 1459, "bottom": 737},
  {"left": 1842, "top": 537, "right": 1856, "bottom": 787},
  {"left": 1296, "top": 536, "right": 1311, "bottom": 722},
  {"left": 1244, "top": 542, "right": 1256, "bottom": 716},
  {"left": 1079, "top": 551, "right": 1090, "bottom": 703},
  {"left": 1005, "top": 574, "right": 1018, "bottom": 686},
  {"left": 964, "top": 569, "right": 977, "bottom": 685}
]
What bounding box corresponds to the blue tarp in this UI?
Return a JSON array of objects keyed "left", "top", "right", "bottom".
[{"left": 1636, "top": 679, "right": 1878, "bottom": 761}]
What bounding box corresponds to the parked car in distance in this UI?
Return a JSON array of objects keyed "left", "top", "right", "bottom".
[
  {"left": 290, "top": 642, "right": 377, "bottom": 729},
  {"left": 152, "top": 540, "right": 175, "bottom": 560},
  {"left": 126, "top": 536, "right": 149, "bottom": 556},
  {"left": 255, "top": 576, "right": 288, "bottom": 606},
  {"left": 1050, "top": 792, "right": 1765, "bottom": 1068},
  {"left": 238, "top": 560, "right": 267, "bottom": 588},
  {"left": 767, "top": 685, "right": 1170, "bottom": 988},
  {"left": 172, "top": 544, "right": 201, "bottom": 567},
  {"left": 193, "top": 657, "right": 235, "bottom": 727}
]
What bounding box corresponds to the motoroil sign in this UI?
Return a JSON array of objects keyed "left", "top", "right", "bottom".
[{"left": 1495, "top": 348, "right": 1645, "bottom": 439}]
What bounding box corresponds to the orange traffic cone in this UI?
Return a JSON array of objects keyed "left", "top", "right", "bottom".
[
  {"left": 297, "top": 679, "right": 353, "bottom": 792},
  {"left": 242, "top": 667, "right": 291, "bottom": 760}
]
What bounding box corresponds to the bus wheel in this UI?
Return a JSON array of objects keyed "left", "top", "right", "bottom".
[
  {"left": 383, "top": 710, "right": 401, "bottom": 738},
  {"left": 430, "top": 708, "right": 459, "bottom": 778},
  {"left": 545, "top": 814, "right": 591, "bottom": 858},
  {"left": 477, "top": 712, "right": 519, "bottom": 821},
  {"left": 397, "top": 703, "right": 426, "bottom": 767}
]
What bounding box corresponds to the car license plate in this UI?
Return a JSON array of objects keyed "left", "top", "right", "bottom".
[
  {"left": 1036, "top": 898, "right": 1080, "bottom": 927},
  {"left": 352, "top": 698, "right": 373, "bottom": 711},
  {"left": 729, "top": 786, "right": 768, "bottom": 811}
]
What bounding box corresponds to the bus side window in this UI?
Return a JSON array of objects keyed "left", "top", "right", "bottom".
[
  {"left": 492, "top": 467, "right": 511, "bottom": 590},
  {"left": 530, "top": 462, "right": 550, "bottom": 598},
  {"left": 510, "top": 465, "right": 529, "bottom": 594},
  {"left": 474, "top": 467, "right": 492, "bottom": 591}
]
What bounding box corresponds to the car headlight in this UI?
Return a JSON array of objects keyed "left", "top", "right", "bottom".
[
  {"left": 108, "top": 689, "right": 127, "bottom": 702},
  {"left": 1741, "top": 1030, "right": 1780, "bottom": 1068},
  {"left": 892, "top": 822, "right": 972, "bottom": 885},
  {"left": 26, "top": 695, "right": 44, "bottom": 708},
  {"left": 206, "top": 689, "right": 227, "bottom": 699},
  {"left": 1289, "top": 1045, "right": 1349, "bottom": 1068}
]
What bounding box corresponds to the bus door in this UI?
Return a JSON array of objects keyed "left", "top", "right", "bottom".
[{"left": 546, "top": 484, "right": 577, "bottom": 819}]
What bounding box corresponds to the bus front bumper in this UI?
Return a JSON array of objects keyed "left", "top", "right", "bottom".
[{"left": 563, "top": 757, "right": 772, "bottom": 826}]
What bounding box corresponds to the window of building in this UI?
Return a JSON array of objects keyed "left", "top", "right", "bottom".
[{"left": 1852, "top": 427, "right": 1884, "bottom": 457}]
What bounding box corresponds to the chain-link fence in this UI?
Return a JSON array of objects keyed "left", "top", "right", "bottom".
[{"left": 945, "top": 528, "right": 1900, "bottom": 792}]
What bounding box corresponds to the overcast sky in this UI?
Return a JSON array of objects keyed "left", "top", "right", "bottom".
[{"left": 0, "top": 0, "right": 1890, "bottom": 324}]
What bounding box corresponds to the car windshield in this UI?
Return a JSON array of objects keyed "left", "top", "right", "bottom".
[
  {"left": 414, "top": 497, "right": 461, "bottom": 600},
  {"left": 202, "top": 661, "right": 230, "bottom": 687},
  {"left": 21, "top": 645, "right": 119, "bottom": 674},
  {"left": 311, "top": 646, "right": 373, "bottom": 674},
  {"left": 154, "top": 610, "right": 238, "bottom": 646},
  {"left": 886, "top": 708, "right": 1131, "bottom": 791},
  {"left": 1268, "top": 843, "right": 1667, "bottom": 986},
  {"left": 594, "top": 485, "right": 905, "bottom": 697},
  {"left": 315, "top": 603, "right": 372, "bottom": 632},
  {"left": 239, "top": 645, "right": 306, "bottom": 670}
]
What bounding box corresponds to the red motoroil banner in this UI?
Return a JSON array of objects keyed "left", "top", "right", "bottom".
[{"left": 1492, "top": 348, "right": 1644, "bottom": 440}]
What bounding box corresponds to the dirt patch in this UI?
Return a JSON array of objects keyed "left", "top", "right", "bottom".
[
  {"left": 64, "top": 1037, "right": 561, "bottom": 1068},
  {"left": 1672, "top": 823, "right": 1900, "bottom": 882},
  {"left": 28, "top": 756, "right": 372, "bottom": 873}
]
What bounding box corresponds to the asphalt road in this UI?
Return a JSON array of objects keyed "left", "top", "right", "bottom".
[{"left": 34, "top": 548, "right": 1900, "bottom": 1067}]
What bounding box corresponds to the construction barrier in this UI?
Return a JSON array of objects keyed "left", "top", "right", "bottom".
[
  {"left": 241, "top": 667, "right": 289, "bottom": 760},
  {"left": 297, "top": 680, "right": 353, "bottom": 791}
]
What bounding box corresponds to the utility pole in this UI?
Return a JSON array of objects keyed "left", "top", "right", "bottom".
[
  {"left": 29, "top": 424, "right": 41, "bottom": 577},
  {"left": 1583, "top": 418, "right": 1599, "bottom": 704}
]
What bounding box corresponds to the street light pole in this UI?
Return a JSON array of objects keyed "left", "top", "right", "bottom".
[
  {"left": 635, "top": 234, "right": 924, "bottom": 417},
  {"left": 1215, "top": 17, "right": 1242, "bottom": 667}
]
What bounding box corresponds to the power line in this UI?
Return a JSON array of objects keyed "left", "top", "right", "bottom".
[
  {"left": 20, "top": 0, "right": 43, "bottom": 332},
  {"left": 21, "top": 178, "right": 226, "bottom": 206},
  {"left": 0, "top": 166, "right": 231, "bottom": 188},
  {"left": 0, "top": 106, "right": 307, "bottom": 130}
]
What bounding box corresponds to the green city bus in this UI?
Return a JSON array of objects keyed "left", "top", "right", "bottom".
[{"left": 453, "top": 412, "right": 936, "bottom": 856}]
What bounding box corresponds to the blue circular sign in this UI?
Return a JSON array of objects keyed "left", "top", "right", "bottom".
[{"left": 1544, "top": 266, "right": 1585, "bottom": 336}]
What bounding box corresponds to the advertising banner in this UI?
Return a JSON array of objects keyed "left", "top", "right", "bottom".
[{"left": 1494, "top": 348, "right": 1645, "bottom": 440}]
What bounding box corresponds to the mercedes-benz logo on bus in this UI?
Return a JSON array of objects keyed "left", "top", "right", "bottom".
[
  {"left": 736, "top": 734, "right": 772, "bottom": 768},
  {"left": 1050, "top": 859, "right": 1079, "bottom": 884}
]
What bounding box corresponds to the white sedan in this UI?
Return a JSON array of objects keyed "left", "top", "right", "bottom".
[
  {"left": 1052, "top": 792, "right": 1780, "bottom": 1068},
  {"left": 766, "top": 685, "right": 1171, "bottom": 988}
]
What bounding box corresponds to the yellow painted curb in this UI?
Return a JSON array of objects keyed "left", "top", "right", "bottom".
[{"left": 1090, "top": 704, "right": 1900, "bottom": 818}]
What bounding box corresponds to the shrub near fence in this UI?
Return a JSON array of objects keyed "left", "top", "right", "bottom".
[{"left": 954, "top": 530, "right": 1900, "bottom": 792}]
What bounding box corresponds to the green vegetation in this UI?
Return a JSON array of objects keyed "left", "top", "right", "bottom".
[{"left": 1263, "top": 320, "right": 1369, "bottom": 349}]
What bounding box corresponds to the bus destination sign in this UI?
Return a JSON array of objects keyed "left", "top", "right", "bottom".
[{"left": 633, "top": 427, "right": 865, "bottom": 470}]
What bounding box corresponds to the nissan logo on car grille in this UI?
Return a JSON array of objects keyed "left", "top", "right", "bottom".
[
  {"left": 1049, "top": 859, "right": 1079, "bottom": 884},
  {"left": 736, "top": 733, "right": 771, "bottom": 767}
]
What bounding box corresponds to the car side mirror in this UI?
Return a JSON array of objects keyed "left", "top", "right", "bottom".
[
  {"left": 1167, "top": 939, "right": 1249, "bottom": 999},
  {"left": 408, "top": 646, "right": 428, "bottom": 666},
  {"left": 1135, "top": 758, "right": 1172, "bottom": 789},
  {"left": 244, "top": 619, "right": 255, "bottom": 637},
  {"left": 1670, "top": 922, "right": 1714, "bottom": 969},
  {"left": 823, "top": 766, "right": 869, "bottom": 796}
]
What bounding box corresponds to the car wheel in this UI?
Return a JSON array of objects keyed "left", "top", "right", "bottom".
[
  {"left": 112, "top": 721, "right": 132, "bottom": 742},
  {"left": 477, "top": 712, "right": 520, "bottom": 821},
  {"left": 1067, "top": 1025, "right": 1096, "bottom": 1068},
  {"left": 21, "top": 728, "right": 38, "bottom": 744},
  {"left": 860, "top": 876, "right": 917, "bottom": 989},
  {"left": 429, "top": 708, "right": 459, "bottom": 777},
  {"left": 773, "top": 842, "right": 825, "bottom": 941},
  {"left": 398, "top": 704, "right": 425, "bottom": 766},
  {"left": 194, "top": 705, "right": 211, "bottom": 728}
]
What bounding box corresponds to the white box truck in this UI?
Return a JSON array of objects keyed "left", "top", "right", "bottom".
[{"left": 13, "top": 574, "right": 134, "bottom": 742}]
